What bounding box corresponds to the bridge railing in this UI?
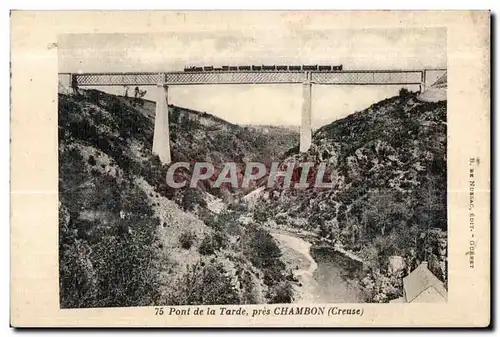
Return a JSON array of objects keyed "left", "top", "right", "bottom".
[
  {"left": 60, "top": 69, "right": 446, "bottom": 87},
  {"left": 311, "top": 70, "right": 423, "bottom": 85},
  {"left": 71, "top": 72, "right": 163, "bottom": 86}
]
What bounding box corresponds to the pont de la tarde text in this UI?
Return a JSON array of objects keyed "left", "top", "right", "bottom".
[{"left": 168, "top": 306, "right": 362, "bottom": 316}]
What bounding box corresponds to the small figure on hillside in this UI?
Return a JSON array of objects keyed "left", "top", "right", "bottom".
[
  {"left": 133, "top": 86, "right": 140, "bottom": 106},
  {"left": 133, "top": 86, "right": 146, "bottom": 107},
  {"left": 71, "top": 75, "right": 80, "bottom": 96}
]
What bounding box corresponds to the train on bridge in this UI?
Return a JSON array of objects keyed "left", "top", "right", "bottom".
[{"left": 183, "top": 64, "right": 343, "bottom": 72}]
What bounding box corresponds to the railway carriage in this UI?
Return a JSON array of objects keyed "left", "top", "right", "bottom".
[
  {"left": 303, "top": 65, "right": 318, "bottom": 71},
  {"left": 184, "top": 64, "right": 344, "bottom": 72},
  {"left": 262, "top": 65, "right": 276, "bottom": 71}
]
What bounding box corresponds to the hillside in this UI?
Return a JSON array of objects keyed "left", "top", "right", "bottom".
[
  {"left": 58, "top": 89, "right": 297, "bottom": 308},
  {"left": 169, "top": 110, "right": 299, "bottom": 164},
  {"left": 167, "top": 104, "right": 299, "bottom": 198},
  {"left": 58, "top": 86, "right": 448, "bottom": 305},
  {"left": 250, "top": 89, "right": 448, "bottom": 302}
]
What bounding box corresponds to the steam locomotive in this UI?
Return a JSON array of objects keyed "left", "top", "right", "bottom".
[{"left": 183, "top": 65, "right": 343, "bottom": 72}]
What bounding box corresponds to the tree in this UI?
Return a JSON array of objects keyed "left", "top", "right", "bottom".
[{"left": 361, "top": 190, "right": 411, "bottom": 239}]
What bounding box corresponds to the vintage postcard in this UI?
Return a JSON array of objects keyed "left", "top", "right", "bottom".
[{"left": 10, "top": 11, "right": 490, "bottom": 327}]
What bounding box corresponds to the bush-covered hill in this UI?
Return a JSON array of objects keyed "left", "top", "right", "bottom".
[
  {"left": 251, "top": 90, "right": 448, "bottom": 302},
  {"left": 168, "top": 107, "right": 299, "bottom": 164},
  {"left": 167, "top": 105, "right": 299, "bottom": 198},
  {"left": 58, "top": 89, "right": 296, "bottom": 308}
]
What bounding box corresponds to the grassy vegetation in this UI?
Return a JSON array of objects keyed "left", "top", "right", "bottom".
[
  {"left": 166, "top": 260, "right": 241, "bottom": 305},
  {"left": 59, "top": 180, "right": 163, "bottom": 308}
]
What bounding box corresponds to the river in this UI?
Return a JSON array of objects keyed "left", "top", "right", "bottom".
[{"left": 271, "top": 232, "right": 365, "bottom": 303}]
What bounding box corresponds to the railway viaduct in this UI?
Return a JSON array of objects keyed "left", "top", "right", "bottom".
[{"left": 59, "top": 68, "right": 446, "bottom": 164}]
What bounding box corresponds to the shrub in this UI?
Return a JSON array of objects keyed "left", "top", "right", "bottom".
[
  {"left": 252, "top": 206, "right": 269, "bottom": 223},
  {"left": 181, "top": 188, "right": 207, "bottom": 211},
  {"left": 59, "top": 240, "right": 98, "bottom": 308},
  {"left": 59, "top": 148, "right": 87, "bottom": 195},
  {"left": 90, "top": 169, "right": 101, "bottom": 177},
  {"left": 179, "top": 230, "right": 196, "bottom": 250},
  {"left": 399, "top": 88, "right": 411, "bottom": 99},
  {"left": 199, "top": 235, "right": 216, "bottom": 255},
  {"left": 243, "top": 228, "right": 286, "bottom": 287},
  {"left": 59, "top": 207, "right": 163, "bottom": 308},
  {"left": 199, "top": 232, "right": 228, "bottom": 255},
  {"left": 88, "top": 90, "right": 101, "bottom": 106},
  {"left": 87, "top": 155, "right": 97, "bottom": 166},
  {"left": 227, "top": 200, "right": 249, "bottom": 213},
  {"left": 267, "top": 281, "right": 294, "bottom": 304},
  {"left": 91, "top": 228, "right": 162, "bottom": 307},
  {"left": 167, "top": 261, "right": 240, "bottom": 305}
]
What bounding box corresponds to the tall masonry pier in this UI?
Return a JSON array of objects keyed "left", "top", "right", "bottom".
[
  {"left": 61, "top": 67, "right": 445, "bottom": 165},
  {"left": 300, "top": 72, "right": 313, "bottom": 153},
  {"left": 153, "top": 74, "right": 172, "bottom": 164}
]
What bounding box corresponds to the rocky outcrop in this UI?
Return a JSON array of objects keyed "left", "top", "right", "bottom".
[{"left": 388, "top": 256, "right": 406, "bottom": 275}]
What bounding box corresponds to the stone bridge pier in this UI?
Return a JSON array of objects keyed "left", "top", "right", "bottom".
[
  {"left": 300, "top": 72, "right": 313, "bottom": 153},
  {"left": 152, "top": 82, "right": 172, "bottom": 164}
]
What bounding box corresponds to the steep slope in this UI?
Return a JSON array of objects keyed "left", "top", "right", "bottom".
[
  {"left": 251, "top": 90, "right": 447, "bottom": 302},
  {"left": 58, "top": 89, "right": 297, "bottom": 308},
  {"left": 58, "top": 89, "right": 208, "bottom": 308}
]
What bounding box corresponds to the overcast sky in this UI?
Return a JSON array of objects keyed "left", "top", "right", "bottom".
[{"left": 59, "top": 28, "right": 446, "bottom": 128}]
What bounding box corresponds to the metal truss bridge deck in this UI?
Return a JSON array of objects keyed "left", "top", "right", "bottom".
[{"left": 63, "top": 69, "right": 446, "bottom": 87}]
